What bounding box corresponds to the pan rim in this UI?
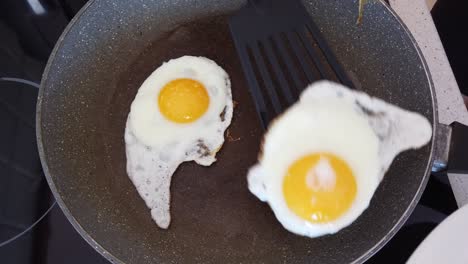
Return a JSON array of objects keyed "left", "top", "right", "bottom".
[
  {"left": 36, "top": 0, "right": 124, "bottom": 263},
  {"left": 352, "top": 1, "right": 437, "bottom": 263},
  {"left": 36, "top": 1, "right": 437, "bottom": 263}
]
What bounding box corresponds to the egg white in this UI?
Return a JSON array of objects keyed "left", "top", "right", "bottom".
[
  {"left": 247, "top": 80, "right": 432, "bottom": 237},
  {"left": 125, "top": 56, "right": 233, "bottom": 228}
]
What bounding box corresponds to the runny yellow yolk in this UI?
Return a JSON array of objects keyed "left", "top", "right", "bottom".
[
  {"left": 283, "top": 153, "right": 357, "bottom": 223},
  {"left": 158, "top": 78, "right": 210, "bottom": 123}
]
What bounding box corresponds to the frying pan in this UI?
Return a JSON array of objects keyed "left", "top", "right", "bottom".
[{"left": 37, "top": 0, "right": 438, "bottom": 263}]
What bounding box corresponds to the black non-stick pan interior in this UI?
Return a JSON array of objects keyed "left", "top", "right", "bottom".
[{"left": 38, "top": 0, "right": 435, "bottom": 263}]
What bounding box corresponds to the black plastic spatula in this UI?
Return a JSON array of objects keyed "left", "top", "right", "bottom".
[{"left": 229, "top": 0, "right": 354, "bottom": 128}]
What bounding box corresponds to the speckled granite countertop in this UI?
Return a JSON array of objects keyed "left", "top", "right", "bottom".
[{"left": 390, "top": 0, "right": 468, "bottom": 207}]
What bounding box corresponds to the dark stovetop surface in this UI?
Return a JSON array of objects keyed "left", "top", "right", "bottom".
[{"left": 0, "top": 0, "right": 465, "bottom": 263}]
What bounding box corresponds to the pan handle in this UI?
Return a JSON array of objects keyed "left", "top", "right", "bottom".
[
  {"left": 446, "top": 122, "right": 468, "bottom": 207},
  {"left": 432, "top": 122, "right": 468, "bottom": 207},
  {"left": 447, "top": 122, "right": 468, "bottom": 173}
]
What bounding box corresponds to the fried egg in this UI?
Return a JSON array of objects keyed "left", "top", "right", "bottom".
[
  {"left": 247, "top": 80, "right": 432, "bottom": 237},
  {"left": 125, "top": 56, "right": 233, "bottom": 228}
]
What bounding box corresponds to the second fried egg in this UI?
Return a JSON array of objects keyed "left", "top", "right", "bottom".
[{"left": 247, "top": 80, "right": 432, "bottom": 237}]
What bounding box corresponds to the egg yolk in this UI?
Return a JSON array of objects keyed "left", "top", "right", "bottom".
[
  {"left": 158, "top": 78, "right": 210, "bottom": 123},
  {"left": 283, "top": 153, "right": 357, "bottom": 223}
]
